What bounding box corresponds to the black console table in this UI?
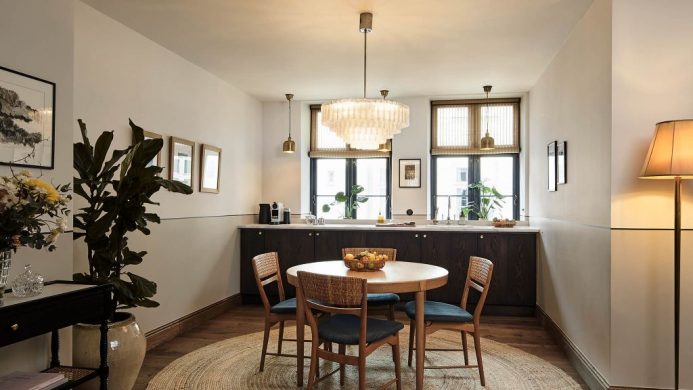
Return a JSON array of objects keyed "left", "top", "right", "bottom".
[{"left": 0, "top": 282, "right": 113, "bottom": 389}]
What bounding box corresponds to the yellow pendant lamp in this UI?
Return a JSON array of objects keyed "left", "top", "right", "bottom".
[
  {"left": 480, "top": 85, "right": 495, "bottom": 151},
  {"left": 282, "top": 93, "right": 295, "bottom": 153}
]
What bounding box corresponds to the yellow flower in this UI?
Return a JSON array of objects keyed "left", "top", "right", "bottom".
[{"left": 25, "top": 178, "right": 61, "bottom": 204}]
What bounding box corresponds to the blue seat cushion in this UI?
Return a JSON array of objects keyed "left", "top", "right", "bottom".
[
  {"left": 367, "top": 293, "right": 400, "bottom": 306},
  {"left": 270, "top": 298, "right": 296, "bottom": 314},
  {"left": 404, "top": 300, "right": 474, "bottom": 323},
  {"left": 318, "top": 314, "right": 404, "bottom": 345}
]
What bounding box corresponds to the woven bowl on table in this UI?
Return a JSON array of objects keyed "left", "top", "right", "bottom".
[{"left": 343, "top": 258, "right": 386, "bottom": 272}]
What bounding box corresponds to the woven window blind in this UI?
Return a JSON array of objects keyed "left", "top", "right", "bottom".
[
  {"left": 309, "top": 106, "right": 391, "bottom": 158},
  {"left": 431, "top": 98, "right": 520, "bottom": 155}
]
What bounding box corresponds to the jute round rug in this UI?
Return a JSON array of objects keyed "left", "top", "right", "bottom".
[{"left": 148, "top": 326, "right": 581, "bottom": 389}]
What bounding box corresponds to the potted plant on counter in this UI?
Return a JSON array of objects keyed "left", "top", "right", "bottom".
[
  {"left": 72, "top": 119, "right": 192, "bottom": 390},
  {"left": 322, "top": 184, "right": 368, "bottom": 219}
]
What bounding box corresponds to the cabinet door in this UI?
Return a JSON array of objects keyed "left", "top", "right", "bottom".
[
  {"left": 477, "top": 233, "right": 536, "bottom": 307},
  {"left": 314, "top": 230, "right": 368, "bottom": 260},
  {"left": 364, "top": 231, "right": 421, "bottom": 262},
  {"left": 265, "top": 229, "right": 316, "bottom": 297},
  {"left": 240, "top": 229, "right": 266, "bottom": 296},
  {"left": 420, "top": 232, "right": 477, "bottom": 304}
]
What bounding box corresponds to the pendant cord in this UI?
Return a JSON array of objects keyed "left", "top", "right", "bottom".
[
  {"left": 485, "top": 90, "right": 490, "bottom": 136},
  {"left": 363, "top": 30, "right": 367, "bottom": 99},
  {"left": 288, "top": 98, "right": 292, "bottom": 138}
]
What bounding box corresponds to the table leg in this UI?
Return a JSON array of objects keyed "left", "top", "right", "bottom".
[
  {"left": 415, "top": 291, "right": 425, "bottom": 390},
  {"left": 99, "top": 321, "right": 109, "bottom": 390},
  {"left": 296, "top": 286, "right": 305, "bottom": 387}
]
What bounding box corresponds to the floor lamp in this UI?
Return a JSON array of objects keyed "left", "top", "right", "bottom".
[{"left": 640, "top": 119, "right": 693, "bottom": 390}]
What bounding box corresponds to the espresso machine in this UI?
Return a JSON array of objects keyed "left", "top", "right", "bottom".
[{"left": 270, "top": 202, "right": 284, "bottom": 224}]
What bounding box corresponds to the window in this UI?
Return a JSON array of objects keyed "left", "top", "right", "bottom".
[
  {"left": 310, "top": 106, "right": 391, "bottom": 219},
  {"left": 431, "top": 98, "right": 520, "bottom": 220}
]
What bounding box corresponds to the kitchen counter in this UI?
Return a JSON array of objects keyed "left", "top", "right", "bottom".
[{"left": 239, "top": 223, "right": 540, "bottom": 233}]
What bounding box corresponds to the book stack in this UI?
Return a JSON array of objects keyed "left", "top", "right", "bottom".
[{"left": 0, "top": 372, "right": 68, "bottom": 390}]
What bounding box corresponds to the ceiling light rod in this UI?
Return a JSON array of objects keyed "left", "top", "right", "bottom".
[{"left": 360, "top": 12, "right": 372, "bottom": 98}]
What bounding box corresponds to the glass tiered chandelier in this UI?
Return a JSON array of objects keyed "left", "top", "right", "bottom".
[{"left": 321, "top": 12, "right": 409, "bottom": 150}]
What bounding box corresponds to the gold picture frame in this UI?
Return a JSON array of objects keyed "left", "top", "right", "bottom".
[
  {"left": 169, "top": 136, "right": 195, "bottom": 189},
  {"left": 200, "top": 144, "right": 221, "bottom": 193}
]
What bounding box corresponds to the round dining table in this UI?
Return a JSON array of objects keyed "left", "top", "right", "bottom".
[{"left": 286, "top": 260, "right": 449, "bottom": 390}]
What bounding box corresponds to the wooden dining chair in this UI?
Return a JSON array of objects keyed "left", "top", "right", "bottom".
[
  {"left": 405, "top": 256, "right": 494, "bottom": 386},
  {"left": 342, "top": 247, "right": 399, "bottom": 320},
  {"left": 252, "top": 252, "right": 301, "bottom": 372},
  {"left": 297, "top": 271, "right": 403, "bottom": 390}
]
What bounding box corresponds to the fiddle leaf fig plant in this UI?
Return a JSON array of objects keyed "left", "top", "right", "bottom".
[
  {"left": 322, "top": 184, "right": 368, "bottom": 219},
  {"left": 469, "top": 181, "right": 505, "bottom": 220},
  {"left": 73, "top": 119, "right": 193, "bottom": 311}
]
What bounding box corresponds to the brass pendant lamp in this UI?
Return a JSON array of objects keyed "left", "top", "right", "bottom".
[
  {"left": 282, "top": 93, "right": 296, "bottom": 153},
  {"left": 480, "top": 85, "right": 495, "bottom": 151}
]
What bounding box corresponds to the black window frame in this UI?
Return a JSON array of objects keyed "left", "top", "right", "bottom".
[
  {"left": 310, "top": 157, "right": 392, "bottom": 219},
  {"left": 430, "top": 155, "right": 520, "bottom": 220},
  {"left": 430, "top": 98, "right": 521, "bottom": 221}
]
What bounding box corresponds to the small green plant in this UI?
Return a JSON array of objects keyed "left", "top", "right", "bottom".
[
  {"left": 469, "top": 181, "right": 505, "bottom": 220},
  {"left": 322, "top": 184, "right": 369, "bottom": 219},
  {"left": 459, "top": 205, "right": 473, "bottom": 220}
]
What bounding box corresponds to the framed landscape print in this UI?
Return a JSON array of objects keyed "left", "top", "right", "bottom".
[
  {"left": 0, "top": 66, "right": 55, "bottom": 169},
  {"left": 200, "top": 144, "right": 221, "bottom": 193},
  {"left": 547, "top": 141, "right": 557, "bottom": 192},
  {"left": 557, "top": 141, "right": 567, "bottom": 184},
  {"left": 169, "top": 136, "right": 194, "bottom": 189},
  {"left": 399, "top": 159, "right": 421, "bottom": 188}
]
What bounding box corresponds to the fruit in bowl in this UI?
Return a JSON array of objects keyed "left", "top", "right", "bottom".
[{"left": 343, "top": 250, "right": 387, "bottom": 272}]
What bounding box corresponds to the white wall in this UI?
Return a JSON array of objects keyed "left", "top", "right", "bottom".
[
  {"left": 0, "top": 0, "right": 76, "bottom": 374},
  {"left": 528, "top": 0, "right": 612, "bottom": 384},
  {"left": 72, "top": 1, "right": 263, "bottom": 334},
  {"left": 610, "top": 0, "right": 693, "bottom": 387}
]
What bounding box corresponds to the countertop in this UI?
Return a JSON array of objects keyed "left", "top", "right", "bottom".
[{"left": 239, "top": 223, "right": 539, "bottom": 233}]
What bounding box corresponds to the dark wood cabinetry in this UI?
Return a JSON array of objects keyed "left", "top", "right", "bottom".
[{"left": 240, "top": 227, "right": 537, "bottom": 315}]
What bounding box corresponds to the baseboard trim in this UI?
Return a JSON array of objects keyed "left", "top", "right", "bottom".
[
  {"left": 536, "top": 306, "right": 609, "bottom": 390},
  {"left": 145, "top": 293, "right": 242, "bottom": 351}
]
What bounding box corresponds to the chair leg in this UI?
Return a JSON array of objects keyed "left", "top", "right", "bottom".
[
  {"left": 259, "top": 320, "right": 272, "bottom": 372},
  {"left": 358, "top": 348, "right": 366, "bottom": 390},
  {"left": 407, "top": 319, "right": 415, "bottom": 367},
  {"left": 461, "top": 330, "right": 469, "bottom": 365},
  {"left": 277, "top": 320, "right": 285, "bottom": 354},
  {"left": 388, "top": 304, "right": 396, "bottom": 320},
  {"left": 338, "top": 344, "right": 346, "bottom": 386},
  {"left": 307, "top": 339, "right": 319, "bottom": 390},
  {"left": 392, "top": 335, "right": 402, "bottom": 390},
  {"left": 473, "top": 331, "right": 485, "bottom": 386}
]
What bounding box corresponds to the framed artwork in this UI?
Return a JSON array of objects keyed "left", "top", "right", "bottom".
[
  {"left": 547, "top": 141, "right": 557, "bottom": 192},
  {"left": 557, "top": 141, "right": 567, "bottom": 184},
  {"left": 169, "top": 136, "right": 195, "bottom": 188},
  {"left": 200, "top": 144, "right": 221, "bottom": 193},
  {"left": 399, "top": 159, "right": 421, "bottom": 188},
  {"left": 0, "top": 65, "right": 55, "bottom": 169},
  {"left": 133, "top": 130, "right": 163, "bottom": 168}
]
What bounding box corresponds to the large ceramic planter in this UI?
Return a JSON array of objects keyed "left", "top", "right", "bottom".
[{"left": 73, "top": 312, "right": 146, "bottom": 390}]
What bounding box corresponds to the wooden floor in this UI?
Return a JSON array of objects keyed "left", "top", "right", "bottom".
[{"left": 135, "top": 304, "right": 587, "bottom": 389}]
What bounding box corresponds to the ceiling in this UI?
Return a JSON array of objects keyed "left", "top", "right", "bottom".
[{"left": 83, "top": 0, "right": 593, "bottom": 101}]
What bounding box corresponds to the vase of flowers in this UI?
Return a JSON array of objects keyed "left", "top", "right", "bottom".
[{"left": 0, "top": 170, "right": 71, "bottom": 302}]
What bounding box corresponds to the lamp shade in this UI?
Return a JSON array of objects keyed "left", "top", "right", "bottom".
[{"left": 640, "top": 120, "right": 693, "bottom": 180}]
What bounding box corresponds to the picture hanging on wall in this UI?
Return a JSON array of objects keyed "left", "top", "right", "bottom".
[
  {"left": 399, "top": 159, "right": 421, "bottom": 188},
  {"left": 0, "top": 65, "right": 55, "bottom": 169},
  {"left": 133, "top": 129, "right": 163, "bottom": 169},
  {"left": 169, "top": 136, "right": 195, "bottom": 189},
  {"left": 547, "top": 141, "right": 557, "bottom": 192},
  {"left": 557, "top": 141, "right": 567, "bottom": 184},
  {"left": 200, "top": 144, "right": 221, "bottom": 193}
]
